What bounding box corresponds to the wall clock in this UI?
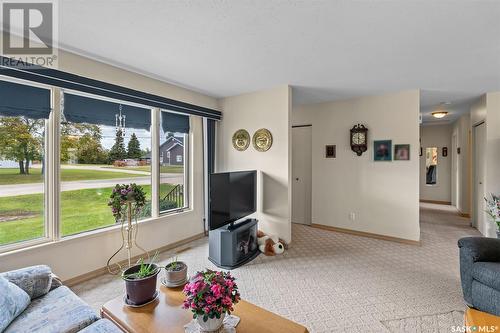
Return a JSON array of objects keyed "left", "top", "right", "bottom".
[
  {"left": 232, "top": 129, "right": 250, "bottom": 151},
  {"left": 350, "top": 124, "right": 368, "bottom": 156}
]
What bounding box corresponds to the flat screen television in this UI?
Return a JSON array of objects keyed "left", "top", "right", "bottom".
[{"left": 209, "top": 170, "right": 256, "bottom": 230}]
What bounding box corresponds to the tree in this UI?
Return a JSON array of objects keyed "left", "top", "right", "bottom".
[
  {"left": 60, "top": 123, "right": 105, "bottom": 164},
  {"left": 0, "top": 116, "right": 44, "bottom": 174},
  {"left": 76, "top": 134, "right": 108, "bottom": 164},
  {"left": 108, "top": 129, "right": 127, "bottom": 162},
  {"left": 127, "top": 133, "right": 141, "bottom": 159}
]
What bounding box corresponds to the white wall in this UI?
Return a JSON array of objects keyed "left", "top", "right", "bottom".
[
  {"left": 451, "top": 113, "right": 471, "bottom": 215},
  {"left": 293, "top": 90, "right": 420, "bottom": 242},
  {"left": 470, "top": 93, "right": 500, "bottom": 238},
  {"left": 217, "top": 86, "right": 292, "bottom": 243},
  {"left": 0, "top": 49, "right": 218, "bottom": 280},
  {"left": 483, "top": 92, "right": 500, "bottom": 237},
  {"left": 419, "top": 125, "right": 452, "bottom": 203}
]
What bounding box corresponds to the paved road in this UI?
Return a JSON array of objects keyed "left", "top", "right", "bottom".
[
  {"left": 32, "top": 164, "right": 152, "bottom": 176},
  {"left": 0, "top": 174, "right": 183, "bottom": 197}
]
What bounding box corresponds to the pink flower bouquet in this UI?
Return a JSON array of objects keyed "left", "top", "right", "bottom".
[{"left": 182, "top": 270, "right": 240, "bottom": 322}]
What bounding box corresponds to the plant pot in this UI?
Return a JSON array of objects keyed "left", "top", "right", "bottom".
[
  {"left": 123, "top": 264, "right": 159, "bottom": 306},
  {"left": 497, "top": 230, "right": 500, "bottom": 239},
  {"left": 197, "top": 313, "right": 225, "bottom": 332},
  {"left": 165, "top": 261, "right": 187, "bottom": 284}
]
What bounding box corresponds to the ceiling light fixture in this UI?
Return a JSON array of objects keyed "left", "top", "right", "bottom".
[{"left": 432, "top": 111, "right": 448, "bottom": 119}]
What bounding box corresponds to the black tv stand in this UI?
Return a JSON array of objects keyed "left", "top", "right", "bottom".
[{"left": 208, "top": 218, "right": 259, "bottom": 269}]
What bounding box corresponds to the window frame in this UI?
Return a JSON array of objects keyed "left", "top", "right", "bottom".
[
  {"left": 158, "top": 114, "right": 190, "bottom": 216},
  {"left": 0, "top": 82, "right": 193, "bottom": 254},
  {"left": 0, "top": 76, "right": 54, "bottom": 253}
]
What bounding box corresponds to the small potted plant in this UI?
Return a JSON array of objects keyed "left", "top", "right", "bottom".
[
  {"left": 122, "top": 252, "right": 160, "bottom": 306},
  {"left": 485, "top": 193, "right": 500, "bottom": 238},
  {"left": 182, "top": 270, "right": 240, "bottom": 332},
  {"left": 164, "top": 257, "right": 188, "bottom": 285}
]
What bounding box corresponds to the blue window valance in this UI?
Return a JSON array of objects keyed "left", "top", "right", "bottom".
[
  {"left": 0, "top": 80, "right": 51, "bottom": 119},
  {"left": 161, "top": 110, "right": 190, "bottom": 134},
  {"left": 63, "top": 93, "right": 151, "bottom": 130}
]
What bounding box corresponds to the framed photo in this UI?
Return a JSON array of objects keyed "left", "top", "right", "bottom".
[
  {"left": 394, "top": 144, "right": 410, "bottom": 161},
  {"left": 442, "top": 147, "right": 448, "bottom": 157},
  {"left": 325, "top": 145, "right": 336, "bottom": 158},
  {"left": 374, "top": 140, "right": 392, "bottom": 161}
]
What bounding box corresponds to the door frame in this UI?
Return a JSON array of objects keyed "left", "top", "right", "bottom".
[{"left": 472, "top": 121, "right": 485, "bottom": 229}]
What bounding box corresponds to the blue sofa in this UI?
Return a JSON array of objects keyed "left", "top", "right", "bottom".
[
  {"left": 458, "top": 237, "right": 500, "bottom": 316},
  {"left": 0, "top": 265, "right": 121, "bottom": 333}
]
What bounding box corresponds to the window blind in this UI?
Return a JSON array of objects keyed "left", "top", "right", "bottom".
[
  {"left": 0, "top": 80, "right": 51, "bottom": 119},
  {"left": 63, "top": 93, "right": 151, "bottom": 130}
]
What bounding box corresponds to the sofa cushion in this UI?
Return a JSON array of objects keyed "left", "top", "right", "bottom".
[
  {"left": 78, "top": 319, "right": 121, "bottom": 333},
  {"left": 0, "top": 276, "right": 30, "bottom": 332},
  {"left": 1, "top": 265, "right": 53, "bottom": 300},
  {"left": 5, "top": 286, "right": 99, "bottom": 333},
  {"left": 472, "top": 262, "right": 500, "bottom": 291}
]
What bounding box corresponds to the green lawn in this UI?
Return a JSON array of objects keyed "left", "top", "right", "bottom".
[
  {"left": 0, "top": 168, "right": 144, "bottom": 185},
  {"left": 104, "top": 165, "right": 184, "bottom": 173},
  {"left": 0, "top": 183, "right": 176, "bottom": 245}
]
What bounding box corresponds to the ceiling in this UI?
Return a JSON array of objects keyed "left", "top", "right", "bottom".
[{"left": 56, "top": 1, "right": 500, "bottom": 122}]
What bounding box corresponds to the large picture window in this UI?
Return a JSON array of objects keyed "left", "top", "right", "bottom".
[
  {"left": 0, "top": 77, "right": 199, "bottom": 252},
  {"left": 159, "top": 111, "right": 189, "bottom": 214},
  {"left": 60, "top": 92, "right": 152, "bottom": 236},
  {"left": 0, "top": 80, "right": 50, "bottom": 246}
]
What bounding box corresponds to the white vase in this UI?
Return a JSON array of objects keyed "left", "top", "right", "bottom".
[{"left": 196, "top": 313, "right": 225, "bottom": 332}]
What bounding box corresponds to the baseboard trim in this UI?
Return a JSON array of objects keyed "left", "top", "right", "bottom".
[
  {"left": 310, "top": 224, "right": 420, "bottom": 246},
  {"left": 64, "top": 233, "right": 205, "bottom": 287},
  {"left": 420, "top": 199, "right": 452, "bottom": 205},
  {"left": 458, "top": 211, "right": 471, "bottom": 218}
]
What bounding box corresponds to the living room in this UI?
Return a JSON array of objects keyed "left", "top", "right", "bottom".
[{"left": 1, "top": 1, "right": 500, "bottom": 333}]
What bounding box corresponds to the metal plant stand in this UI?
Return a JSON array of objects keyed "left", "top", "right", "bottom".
[{"left": 106, "top": 202, "right": 149, "bottom": 275}]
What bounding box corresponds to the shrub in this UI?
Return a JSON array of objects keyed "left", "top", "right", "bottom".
[{"left": 113, "top": 160, "right": 127, "bottom": 167}]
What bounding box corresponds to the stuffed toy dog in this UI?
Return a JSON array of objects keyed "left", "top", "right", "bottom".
[{"left": 257, "top": 230, "right": 286, "bottom": 256}]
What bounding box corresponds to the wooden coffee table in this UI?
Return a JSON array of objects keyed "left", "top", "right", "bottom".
[{"left": 101, "top": 285, "right": 309, "bottom": 333}]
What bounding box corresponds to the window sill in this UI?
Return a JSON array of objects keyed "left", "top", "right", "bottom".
[{"left": 0, "top": 207, "right": 194, "bottom": 257}]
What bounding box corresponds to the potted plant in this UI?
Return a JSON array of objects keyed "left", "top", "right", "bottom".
[
  {"left": 106, "top": 183, "right": 148, "bottom": 275},
  {"left": 164, "top": 256, "right": 188, "bottom": 285},
  {"left": 122, "top": 252, "right": 160, "bottom": 306},
  {"left": 485, "top": 193, "right": 500, "bottom": 238},
  {"left": 182, "top": 270, "right": 240, "bottom": 332}
]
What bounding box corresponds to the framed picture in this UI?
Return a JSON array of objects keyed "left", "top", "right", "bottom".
[
  {"left": 374, "top": 140, "right": 392, "bottom": 161},
  {"left": 394, "top": 144, "right": 410, "bottom": 161},
  {"left": 442, "top": 147, "right": 448, "bottom": 157},
  {"left": 325, "top": 145, "right": 336, "bottom": 158}
]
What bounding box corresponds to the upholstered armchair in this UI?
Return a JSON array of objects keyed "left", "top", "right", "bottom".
[{"left": 458, "top": 237, "right": 500, "bottom": 316}]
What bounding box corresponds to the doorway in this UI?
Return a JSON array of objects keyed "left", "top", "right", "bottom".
[
  {"left": 292, "top": 125, "right": 312, "bottom": 225},
  {"left": 473, "top": 122, "right": 486, "bottom": 232}
]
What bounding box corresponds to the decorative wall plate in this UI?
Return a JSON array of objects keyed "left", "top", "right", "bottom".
[
  {"left": 253, "top": 128, "right": 273, "bottom": 152},
  {"left": 232, "top": 129, "right": 250, "bottom": 151}
]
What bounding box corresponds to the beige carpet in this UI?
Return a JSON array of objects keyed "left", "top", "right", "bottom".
[{"left": 72, "top": 203, "right": 479, "bottom": 333}]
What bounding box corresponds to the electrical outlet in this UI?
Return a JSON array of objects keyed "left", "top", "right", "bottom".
[{"left": 349, "top": 212, "right": 356, "bottom": 221}]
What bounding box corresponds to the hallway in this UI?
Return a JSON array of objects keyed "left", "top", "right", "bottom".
[{"left": 420, "top": 202, "right": 471, "bottom": 228}]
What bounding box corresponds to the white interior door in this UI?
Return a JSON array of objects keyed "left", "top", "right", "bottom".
[
  {"left": 474, "top": 122, "right": 486, "bottom": 232},
  {"left": 292, "top": 126, "right": 312, "bottom": 225}
]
